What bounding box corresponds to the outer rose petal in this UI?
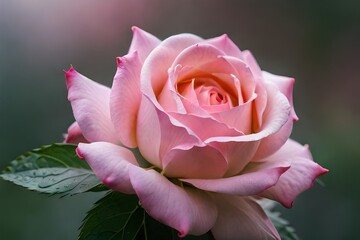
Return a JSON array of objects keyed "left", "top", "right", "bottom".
[
  {"left": 182, "top": 162, "right": 289, "bottom": 196},
  {"left": 204, "top": 34, "right": 243, "bottom": 59},
  {"left": 162, "top": 145, "right": 228, "bottom": 179},
  {"left": 253, "top": 72, "right": 298, "bottom": 159},
  {"left": 128, "top": 166, "right": 218, "bottom": 237},
  {"left": 252, "top": 115, "right": 293, "bottom": 161},
  {"left": 242, "top": 50, "right": 262, "bottom": 80},
  {"left": 262, "top": 71, "right": 298, "bottom": 121},
  {"left": 110, "top": 51, "right": 142, "bottom": 148},
  {"left": 211, "top": 194, "right": 280, "bottom": 240},
  {"left": 76, "top": 142, "right": 139, "bottom": 194},
  {"left": 170, "top": 113, "right": 241, "bottom": 141},
  {"left": 65, "top": 67, "right": 119, "bottom": 144},
  {"left": 259, "top": 139, "right": 329, "bottom": 208},
  {"left": 63, "top": 121, "right": 88, "bottom": 144},
  {"left": 210, "top": 140, "right": 260, "bottom": 177},
  {"left": 137, "top": 96, "right": 203, "bottom": 168},
  {"left": 136, "top": 96, "right": 162, "bottom": 167},
  {"left": 128, "top": 26, "right": 161, "bottom": 63}
]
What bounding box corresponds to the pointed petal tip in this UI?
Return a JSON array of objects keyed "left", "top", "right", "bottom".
[
  {"left": 220, "top": 33, "right": 230, "bottom": 41},
  {"left": 64, "top": 65, "right": 78, "bottom": 90},
  {"left": 116, "top": 57, "right": 122, "bottom": 66},
  {"left": 63, "top": 65, "right": 76, "bottom": 77},
  {"left": 177, "top": 231, "right": 186, "bottom": 238},
  {"left": 75, "top": 146, "right": 85, "bottom": 159},
  {"left": 284, "top": 165, "right": 329, "bottom": 209},
  {"left": 131, "top": 25, "right": 140, "bottom": 32},
  {"left": 116, "top": 51, "right": 139, "bottom": 67},
  {"left": 131, "top": 26, "right": 148, "bottom": 37}
]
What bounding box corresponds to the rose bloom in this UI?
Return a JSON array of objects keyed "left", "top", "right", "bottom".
[{"left": 64, "top": 27, "right": 328, "bottom": 239}]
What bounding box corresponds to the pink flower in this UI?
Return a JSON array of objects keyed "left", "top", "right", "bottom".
[{"left": 64, "top": 27, "right": 328, "bottom": 239}]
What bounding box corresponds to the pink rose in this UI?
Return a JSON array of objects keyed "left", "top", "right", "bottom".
[{"left": 65, "top": 27, "right": 328, "bottom": 239}]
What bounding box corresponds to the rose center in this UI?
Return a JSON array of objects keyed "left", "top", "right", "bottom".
[{"left": 209, "top": 91, "right": 226, "bottom": 105}]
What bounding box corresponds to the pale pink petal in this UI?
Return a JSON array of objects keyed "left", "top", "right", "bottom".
[
  {"left": 76, "top": 142, "right": 139, "bottom": 194},
  {"left": 221, "top": 56, "right": 257, "bottom": 103},
  {"left": 63, "top": 122, "right": 88, "bottom": 144},
  {"left": 259, "top": 139, "right": 329, "bottom": 208},
  {"left": 136, "top": 96, "right": 162, "bottom": 167},
  {"left": 205, "top": 83, "right": 290, "bottom": 144},
  {"left": 209, "top": 140, "right": 260, "bottom": 177},
  {"left": 177, "top": 78, "right": 199, "bottom": 106},
  {"left": 211, "top": 194, "right": 280, "bottom": 240},
  {"left": 262, "top": 71, "right": 298, "bottom": 121},
  {"left": 170, "top": 112, "right": 242, "bottom": 141},
  {"left": 65, "top": 67, "right": 119, "bottom": 144},
  {"left": 204, "top": 34, "right": 243, "bottom": 59},
  {"left": 252, "top": 115, "right": 293, "bottom": 161},
  {"left": 253, "top": 71, "right": 297, "bottom": 160},
  {"left": 136, "top": 96, "right": 202, "bottom": 168},
  {"left": 155, "top": 105, "right": 203, "bottom": 161},
  {"left": 162, "top": 145, "right": 228, "bottom": 179},
  {"left": 211, "top": 98, "right": 254, "bottom": 135},
  {"left": 110, "top": 51, "right": 142, "bottom": 148},
  {"left": 253, "top": 78, "right": 268, "bottom": 129},
  {"left": 182, "top": 161, "right": 289, "bottom": 196},
  {"left": 242, "top": 50, "right": 262, "bottom": 80},
  {"left": 128, "top": 26, "right": 161, "bottom": 63},
  {"left": 201, "top": 103, "right": 231, "bottom": 113},
  {"left": 157, "top": 64, "right": 186, "bottom": 113},
  {"left": 128, "top": 166, "right": 218, "bottom": 237},
  {"left": 141, "top": 33, "right": 202, "bottom": 101},
  {"left": 171, "top": 44, "right": 226, "bottom": 72},
  {"left": 253, "top": 78, "right": 296, "bottom": 160}
]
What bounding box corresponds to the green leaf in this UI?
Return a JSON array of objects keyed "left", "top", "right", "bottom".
[
  {"left": 0, "top": 144, "right": 107, "bottom": 196},
  {"left": 267, "top": 210, "right": 300, "bottom": 240},
  {"left": 79, "top": 191, "right": 214, "bottom": 240}
]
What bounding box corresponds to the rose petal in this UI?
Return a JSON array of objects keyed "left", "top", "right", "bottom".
[
  {"left": 128, "top": 166, "right": 218, "bottom": 237},
  {"left": 252, "top": 115, "right": 293, "bottom": 161},
  {"left": 77, "top": 142, "right": 139, "bottom": 194},
  {"left": 204, "top": 34, "right": 243, "bottom": 59},
  {"left": 211, "top": 194, "right": 280, "bottom": 240},
  {"left": 209, "top": 140, "right": 260, "bottom": 177},
  {"left": 253, "top": 72, "right": 298, "bottom": 160},
  {"left": 170, "top": 112, "right": 242, "bottom": 141},
  {"left": 182, "top": 161, "right": 289, "bottom": 196},
  {"left": 128, "top": 26, "right": 161, "bottom": 63},
  {"left": 65, "top": 67, "right": 119, "bottom": 144},
  {"left": 259, "top": 139, "right": 329, "bottom": 208},
  {"left": 110, "top": 51, "right": 142, "bottom": 148},
  {"left": 262, "top": 71, "right": 298, "bottom": 121},
  {"left": 242, "top": 50, "right": 262, "bottom": 80},
  {"left": 170, "top": 44, "right": 226, "bottom": 73},
  {"left": 221, "top": 56, "right": 257, "bottom": 103},
  {"left": 141, "top": 33, "right": 202, "bottom": 101},
  {"left": 137, "top": 96, "right": 202, "bottom": 168},
  {"left": 63, "top": 121, "right": 88, "bottom": 144},
  {"left": 163, "top": 145, "right": 228, "bottom": 179},
  {"left": 211, "top": 98, "right": 254, "bottom": 135},
  {"left": 136, "top": 96, "right": 162, "bottom": 167},
  {"left": 157, "top": 64, "right": 186, "bottom": 113},
  {"left": 205, "top": 82, "right": 290, "bottom": 143}
]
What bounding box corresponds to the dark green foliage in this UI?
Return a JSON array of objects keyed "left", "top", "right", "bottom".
[
  {"left": 79, "top": 191, "right": 214, "bottom": 240},
  {"left": 0, "top": 144, "right": 106, "bottom": 196}
]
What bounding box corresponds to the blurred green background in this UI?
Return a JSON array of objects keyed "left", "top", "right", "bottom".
[{"left": 1, "top": 0, "right": 359, "bottom": 239}]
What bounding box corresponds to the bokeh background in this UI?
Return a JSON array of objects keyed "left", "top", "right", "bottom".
[{"left": 1, "top": 0, "right": 359, "bottom": 239}]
